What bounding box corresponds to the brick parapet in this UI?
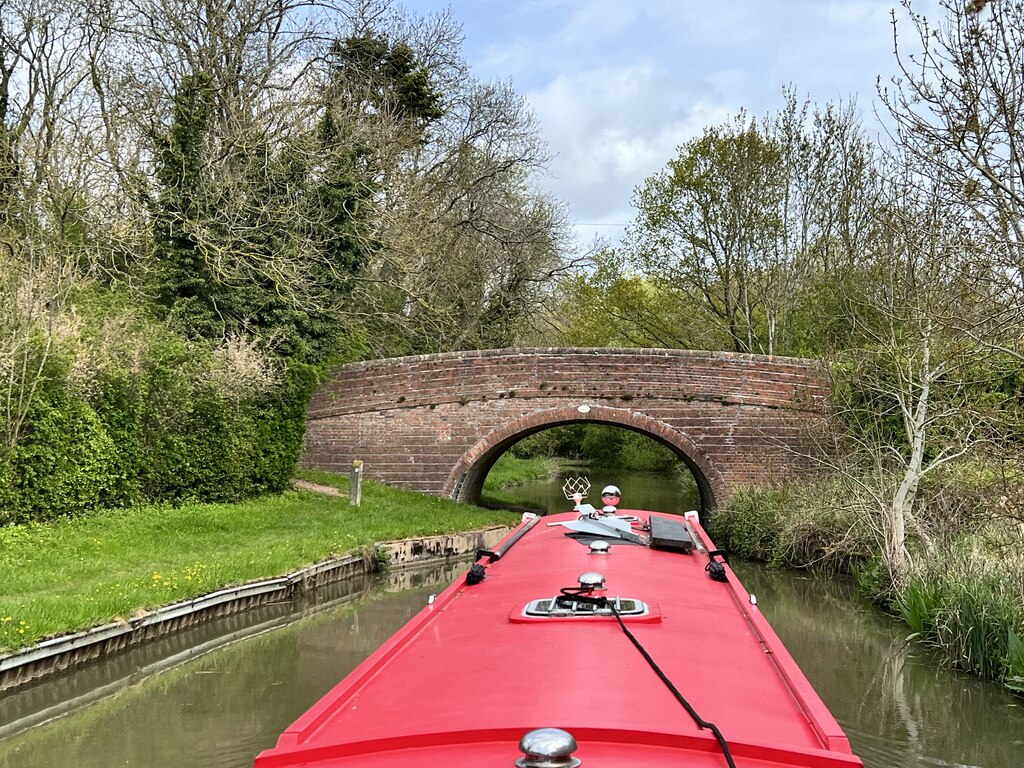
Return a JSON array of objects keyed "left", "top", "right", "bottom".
[{"left": 302, "top": 348, "right": 832, "bottom": 510}]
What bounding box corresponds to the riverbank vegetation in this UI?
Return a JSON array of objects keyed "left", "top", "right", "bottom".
[
  {"left": 3, "top": 0, "right": 1024, "bottom": 695},
  {"left": 0, "top": 0, "right": 574, "bottom": 523},
  {"left": 710, "top": 473, "right": 1024, "bottom": 695},
  {"left": 558, "top": 2, "right": 1024, "bottom": 695},
  {"left": 0, "top": 478, "right": 517, "bottom": 652}
]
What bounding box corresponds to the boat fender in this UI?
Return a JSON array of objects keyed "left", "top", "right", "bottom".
[{"left": 465, "top": 563, "right": 486, "bottom": 585}]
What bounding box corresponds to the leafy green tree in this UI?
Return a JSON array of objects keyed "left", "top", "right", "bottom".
[
  {"left": 555, "top": 244, "right": 736, "bottom": 349},
  {"left": 628, "top": 117, "right": 784, "bottom": 354},
  {"left": 625, "top": 93, "right": 882, "bottom": 356}
]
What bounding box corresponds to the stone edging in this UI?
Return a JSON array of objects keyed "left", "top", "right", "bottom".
[{"left": 0, "top": 525, "right": 512, "bottom": 693}]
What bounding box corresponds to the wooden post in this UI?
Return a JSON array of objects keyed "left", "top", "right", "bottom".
[{"left": 349, "top": 460, "right": 363, "bottom": 506}]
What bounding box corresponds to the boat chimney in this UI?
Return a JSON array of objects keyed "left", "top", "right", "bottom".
[
  {"left": 577, "top": 572, "right": 605, "bottom": 591},
  {"left": 515, "top": 728, "right": 582, "bottom": 767}
]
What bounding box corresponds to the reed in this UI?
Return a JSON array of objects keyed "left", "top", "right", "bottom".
[
  {"left": 714, "top": 472, "right": 1024, "bottom": 694},
  {"left": 904, "top": 536, "right": 1024, "bottom": 687},
  {"left": 711, "top": 480, "right": 873, "bottom": 572},
  {"left": 0, "top": 479, "right": 519, "bottom": 652},
  {"left": 707, "top": 486, "right": 784, "bottom": 563}
]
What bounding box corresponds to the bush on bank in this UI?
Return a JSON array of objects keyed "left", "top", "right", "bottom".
[
  {"left": 0, "top": 302, "right": 317, "bottom": 524},
  {"left": 709, "top": 475, "right": 1024, "bottom": 695},
  {"left": 509, "top": 423, "right": 679, "bottom": 471}
]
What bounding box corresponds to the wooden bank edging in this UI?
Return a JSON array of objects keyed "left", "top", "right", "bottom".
[{"left": 0, "top": 525, "right": 513, "bottom": 693}]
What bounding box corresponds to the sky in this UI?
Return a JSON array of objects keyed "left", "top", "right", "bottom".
[{"left": 399, "top": 0, "right": 930, "bottom": 248}]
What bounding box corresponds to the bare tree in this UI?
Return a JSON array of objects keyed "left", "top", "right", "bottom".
[
  {"left": 347, "top": 50, "right": 577, "bottom": 353},
  {"left": 833, "top": 159, "right": 990, "bottom": 585},
  {"left": 0, "top": 0, "right": 96, "bottom": 450},
  {"left": 880, "top": 0, "right": 1024, "bottom": 359}
]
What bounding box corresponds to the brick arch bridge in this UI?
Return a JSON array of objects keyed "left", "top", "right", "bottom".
[{"left": 301, "top": 348, "right": 831, "bottom": 513}]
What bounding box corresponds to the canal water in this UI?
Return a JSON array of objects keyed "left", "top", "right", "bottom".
[
  {"left": 0, "top": 472, "right": 1022, "bottom": 767},
  {"left": 506, "top": 468, "right": 702, "bottom": 515}
]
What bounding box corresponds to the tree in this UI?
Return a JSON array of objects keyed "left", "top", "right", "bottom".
[
  {"left": 349, "top": 68, "right": 576, "bottom": 354},
  {"left": 0, "top": 0, "right": 94, "bottom": 452},
  {"left": 832, "top": 160, "right": 991, "bottom": 587},
  {"left": 880, "top": 0, "right": 1024, "bottom": 361},
  {"left": 626, "top": 92, "right": 881, "bottom": 356},
  {"left": 553, "top": 245, "right": 730, "bottom": 349}
]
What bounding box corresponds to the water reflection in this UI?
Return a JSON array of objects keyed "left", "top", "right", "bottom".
[
  {"left": 0, "top": 560, "right": 468, "bottom": 768},
  {"left": 506, "top": 469, "right": 701, "bottom": 516},
  {"left": 734, "top": 563, "right": 1024, "bottom": 768},
  {"left": 2, "top": 543, "right": 1022, "bottom": 768}
]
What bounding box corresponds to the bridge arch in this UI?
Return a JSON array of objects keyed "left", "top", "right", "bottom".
[
  {"left": 301, "top": 347, "right": 831, "bottom": 509},
  {"left": 443, "top": 405, "right": 727, "bottom": 511}
]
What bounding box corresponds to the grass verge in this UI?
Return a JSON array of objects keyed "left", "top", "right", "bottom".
[
  {"left": 0, "top": 477, "right": 519, "bottom": 652},
  {"left": 478, "top": 455, "right": 558, "bottom": 509}
]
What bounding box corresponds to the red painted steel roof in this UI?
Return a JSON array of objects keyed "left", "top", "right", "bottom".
[{"left": 255, "top": 511, "right": 863, "bottom": 768}]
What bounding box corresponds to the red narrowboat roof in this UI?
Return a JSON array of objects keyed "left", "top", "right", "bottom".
[{"left": 255, "top": 510, "right": 863, "bottom": 768}]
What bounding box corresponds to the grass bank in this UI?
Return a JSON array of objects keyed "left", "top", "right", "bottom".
[
  {"left": 478, "top": 455, "right": 558, "bottom": 509},
  {"left": 0, "top": 473, "right": 519, "bottom": 653}
]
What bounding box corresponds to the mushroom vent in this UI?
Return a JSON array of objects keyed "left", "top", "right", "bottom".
[
  {"left": 515, "top": 728, "right": 582, "bottom": 767},
  {"left": 577, "top": 571, "right": 605, "bottom": 590}
]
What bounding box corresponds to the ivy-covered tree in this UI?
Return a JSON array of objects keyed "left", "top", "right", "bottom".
[
  {"left": 328, "top": 33, "right": 443, "bottom": 128},
  {"left": 148, "top": 69, "right": 374, "bottom": 366}
]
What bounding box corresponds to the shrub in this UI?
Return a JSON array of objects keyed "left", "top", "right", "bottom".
[
  {"left": 5, "top": 391, "right": 121, "bottom": 522},
  {"left": 709, "top": 486, "right": 785, "bottom": 564},
  {"left": 0, "top": 295, "right": 318, "bottom": 522}
]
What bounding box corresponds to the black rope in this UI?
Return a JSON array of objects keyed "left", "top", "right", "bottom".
[{"left": 556, "top": 588, "right": 737, "bottom": 768}]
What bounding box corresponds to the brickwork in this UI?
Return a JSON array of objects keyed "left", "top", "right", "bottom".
[{"left": 302, "top": 348, "right": 832, "bottom": 510}]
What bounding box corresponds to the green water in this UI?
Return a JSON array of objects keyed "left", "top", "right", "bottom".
[
  {"left": 0, "top": 508, "right": 1022, "bottom": 767},
  {"left": 504, "top": 469, "right": 701, "bottom": 515}
]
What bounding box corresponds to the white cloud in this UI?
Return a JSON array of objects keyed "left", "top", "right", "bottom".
[
  {"left": 409, "top": 0, "right": 910, "bottom": 247},
  {"left": 527, "top": 65, "right": 734, "bottom": 245}
]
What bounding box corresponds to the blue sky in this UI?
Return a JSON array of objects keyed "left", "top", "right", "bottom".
[{"left": 401, "top": 0, "right": 928, "bottom": 247}]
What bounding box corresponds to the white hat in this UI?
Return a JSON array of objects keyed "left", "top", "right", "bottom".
[{"left": 601, "top": 485, "right": 621, "bottom": 496}]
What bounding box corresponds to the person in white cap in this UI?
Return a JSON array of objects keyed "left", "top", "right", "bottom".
[{"left": 600, "top": 485, "right": 621, "bottom": 515}]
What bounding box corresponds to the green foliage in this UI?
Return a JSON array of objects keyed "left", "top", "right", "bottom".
[
  {"left": 483, "top": 455, "right": 558, "bottom": 491},
  {"left": 556, "top": 248, "right": 738, "bottom": 351},
  {"left": 150, "top": 72, "right": 221, "bottom": 339},
  {"left": 508, "top": 425, "right": 587, "bottom": 460},
  {"left": 895, "top": 578, "right": 942, "bottom": 638},
  {"left": 0, "top": 289, "right": 318, "bottom": 522},
  {"left": 711, "top": 477, "right": 876, "bottom": 573},
  {"left": 2, "top": 392, "right": 121, "bottom": 523},
  {"left": 708, "top": 486, "right": 784, "bottom": 564},
  {"left": 508, "top": 424, "right": 678, "bottom": 472},
  {"left": 329, "top": 34, "right": 443, "bottom": 126},
  {"left": 1005, "top": 629, "right": 1024, "bottom": 692},
  {"left": 716, "top": 473, "right": 1024, "bottom": 694},
  {"left": 148, "top": 71, "right": 371, "bottom": 368}
]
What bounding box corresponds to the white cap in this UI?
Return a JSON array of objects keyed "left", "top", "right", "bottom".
[{"left": 601, "top": 485, "right": 621, "bottom": 496}]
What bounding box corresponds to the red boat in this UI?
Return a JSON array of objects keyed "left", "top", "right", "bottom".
[{"left": 255, "top": 494, "right": 863, "bottom": 768}]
